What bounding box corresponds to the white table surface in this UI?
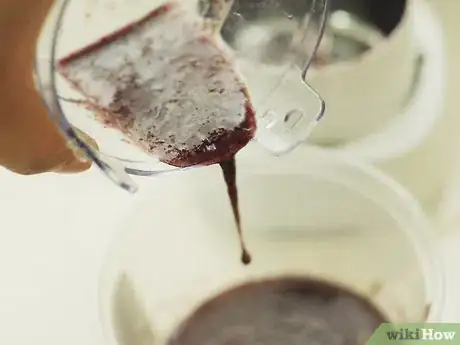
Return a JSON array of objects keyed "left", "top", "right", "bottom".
[
  {"left": 1, "top": 168, "right": 459, "bottom": 345},
  {"left": 0, "top": 168, "right": 132, "bottom": 344},
  {"left": 1, "top": 1, "right": 460, "bottom": 344}
]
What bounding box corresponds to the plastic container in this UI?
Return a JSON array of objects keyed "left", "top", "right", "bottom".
[
  {"left": 316, "top": 0, "right": 445, "bottom": 162},
  {"left": 327, "top": 0, "right": 449, "bottom": 218},
  {"left": 307, "top": 0, "right": 417, "bottom": 145},
  {"left": 241, "top": 0, "right": 449, "bottom": 216},
  {"left": 35, "top": 0, "right": 328, "bottom": 193},
  {"left": 258, "top": 0, "right": 445, "bottom": 159},
  {"left": 98, "top": 146, "right": 445, "bottom": 345}
]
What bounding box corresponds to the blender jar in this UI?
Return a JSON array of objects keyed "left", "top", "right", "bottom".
[{"left": 35, "top": 0, "right": 328, "bottom": 193}]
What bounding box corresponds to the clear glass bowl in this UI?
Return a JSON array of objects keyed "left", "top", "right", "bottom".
[
  {"left": 35, "top": 0, "right": 328, "bottom": 193},
  {"left": 98, "top": 147, "right": 445, "bottom": 345}
]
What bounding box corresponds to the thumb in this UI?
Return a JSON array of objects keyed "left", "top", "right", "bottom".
[
  {"left": 32, "top": 129, "right": 98, "bottom": 174},
  {"left": 0, "top": 0, "right": 97, "bottom": 175},
  {"left": 0, "top": 126, "right": 97, "bottom": 175}
]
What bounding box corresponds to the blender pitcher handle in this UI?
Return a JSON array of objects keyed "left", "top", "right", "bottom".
[{"left": 252, "top": 0, "right": 329, "bottom": 155}]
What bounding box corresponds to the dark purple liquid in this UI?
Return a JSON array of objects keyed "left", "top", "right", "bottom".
[
  {"left": 168, "top": 277, "right": 387, "bottom": 345},
  {"left": 220, "top": 158, "right": 251, "bottom": 265}
]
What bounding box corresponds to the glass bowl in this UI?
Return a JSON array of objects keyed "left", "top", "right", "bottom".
[{"left": 98, "top": 146, "right": 445, "bottom": 345}]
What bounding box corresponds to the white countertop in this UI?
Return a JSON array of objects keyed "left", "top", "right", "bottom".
[
  {"left": 1, "top": 0, "right": 460, "bottom": 344},
  {"left": 1, "top": 166, "right": 459, "bottom": 345},
  {"left": 0, "top": 168, "right": 132, "bottom": 344}
]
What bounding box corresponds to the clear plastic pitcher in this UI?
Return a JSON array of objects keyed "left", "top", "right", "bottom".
[{"left": 35, "top": 0, "right": 328, "bottom": 193}]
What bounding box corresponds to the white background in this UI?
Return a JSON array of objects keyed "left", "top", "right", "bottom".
[{"left": 1, "top": 1, "right": 460, "bottom": 344}]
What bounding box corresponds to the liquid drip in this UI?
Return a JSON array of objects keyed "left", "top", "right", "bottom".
[{"left": 220, "top": 158, "right": 251, "bottom": 265}]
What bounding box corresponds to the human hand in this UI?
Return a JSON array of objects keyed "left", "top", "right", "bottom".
[{"left": 0, "top": 0, "right": 95, "bottom": 175}]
